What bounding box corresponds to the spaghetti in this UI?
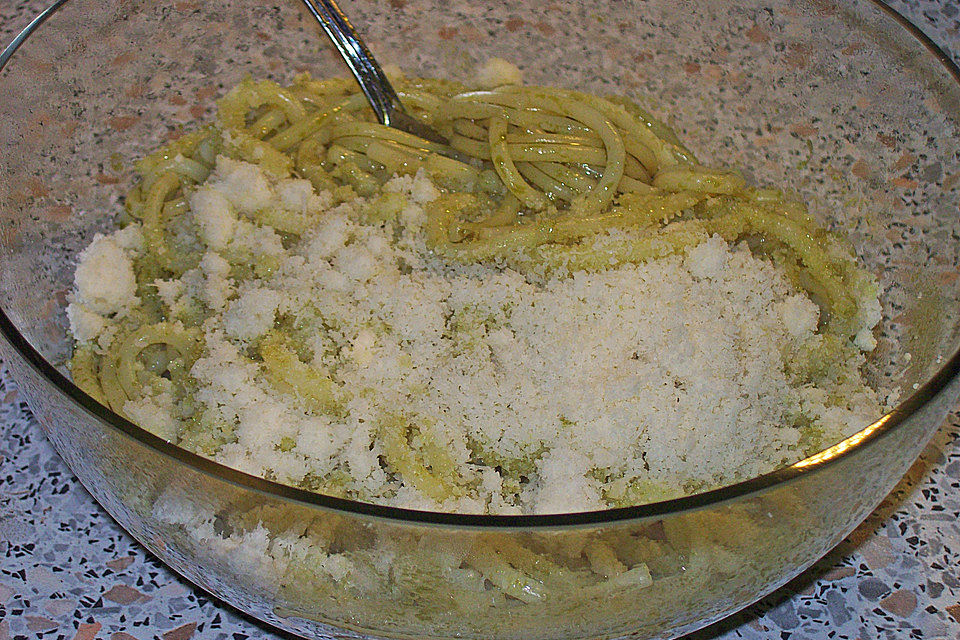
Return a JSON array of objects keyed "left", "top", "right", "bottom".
[{"left": 68, "top": 68, "right": 882, "bottom": 515}]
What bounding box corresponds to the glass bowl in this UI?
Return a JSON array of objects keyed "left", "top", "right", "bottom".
[{"left": 1, "top": 0, "right": 959, "bottom": 638}]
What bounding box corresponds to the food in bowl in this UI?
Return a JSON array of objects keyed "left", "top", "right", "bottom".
[{"left": 66, "top": 60, "right": 886, "bottom": 514}]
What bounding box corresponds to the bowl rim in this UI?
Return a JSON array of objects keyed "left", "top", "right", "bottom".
[{"left": 2, "top": 0, "right": 959, "bottom": 529}]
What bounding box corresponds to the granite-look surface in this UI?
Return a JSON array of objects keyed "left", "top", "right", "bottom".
[{"left": 2, "top": 0, "right": 960, "bottom": 638}]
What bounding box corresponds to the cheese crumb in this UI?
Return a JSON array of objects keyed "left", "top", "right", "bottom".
[
  {"left": 409, "top": 170, "right": 440, "bottom": 204},
  {"left": 476, "top": 57, "right": 523, "bottom": 89},
  {"left": 209, "top": 156, "right": 273, "bottom": 215},
  {"left": 124, "top": 393, "right": 179, "bottom": 441},
  {"left": 778, "top": 293, "right": 820, "bottom": 338},
  {"left": 334, "top": 244, "right": 377, "bottom": 282},
  {"left": 153, "top": 279, "right": 185, "bottom": 309},
  {"left": 277, "top": 178, "right": 332, "bottom": 214},
  {"left": 684, "top": 234, "right": 728, "bottom": 279},
  {"left": 65, "top": 303, "right": 107, "bottom": 343},
  {"left": 224, "top": 287, "right": 282, "bottom": 340},
  {"left": 73, "top": 233, "right": 138, "bottom": 315},
  {"left": 199, "top": 251, "right": 234, "bottom": 311},
  {"left": 111, "top": 223, "right": 145, "bottom": 253},
  {"left": 189, "top": 186, "right": 237, "bottom": 249},
  {"left": 854, "top": 327, "right": 877, "bottom": 351},
  {"left": 530, "top": 447, "right": 605, "bottom": 514}
]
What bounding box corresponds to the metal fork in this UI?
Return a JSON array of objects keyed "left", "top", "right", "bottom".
[{"left": 300, "top": 0, "right": 451, "bottom": 146}]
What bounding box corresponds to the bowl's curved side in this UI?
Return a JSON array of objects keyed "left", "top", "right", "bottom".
[{"left": 3, "top": 329, "right": 957, "bottom": 640}]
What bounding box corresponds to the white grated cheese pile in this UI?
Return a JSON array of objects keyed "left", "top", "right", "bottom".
[{"left": 69, "top": 156, "right": 884, "bottom": 514}]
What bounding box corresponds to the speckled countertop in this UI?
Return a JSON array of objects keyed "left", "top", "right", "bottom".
[{"left": 1, "top": 0, "right": 960, "bottom": 639}]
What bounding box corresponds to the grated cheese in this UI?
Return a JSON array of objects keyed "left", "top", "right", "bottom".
[{"left": 73, "top": 158, "right": 884, "bottom": 514}]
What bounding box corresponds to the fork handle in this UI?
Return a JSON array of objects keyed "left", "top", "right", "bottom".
[{"left": 300, "top": 0, "right": 403, "bottom": 126}]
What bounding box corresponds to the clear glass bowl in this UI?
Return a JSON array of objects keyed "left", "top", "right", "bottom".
[{"left": 1, "top": 0, "right": 959, "bottom": 638}]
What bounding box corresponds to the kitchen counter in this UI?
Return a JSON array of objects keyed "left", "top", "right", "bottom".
[{"left": 1, "top": 0, "right": 959, "bottom": 638}]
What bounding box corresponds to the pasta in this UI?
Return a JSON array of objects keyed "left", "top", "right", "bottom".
[{"left": 66, "top": 64, "right": 884, "bottom": 519}]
